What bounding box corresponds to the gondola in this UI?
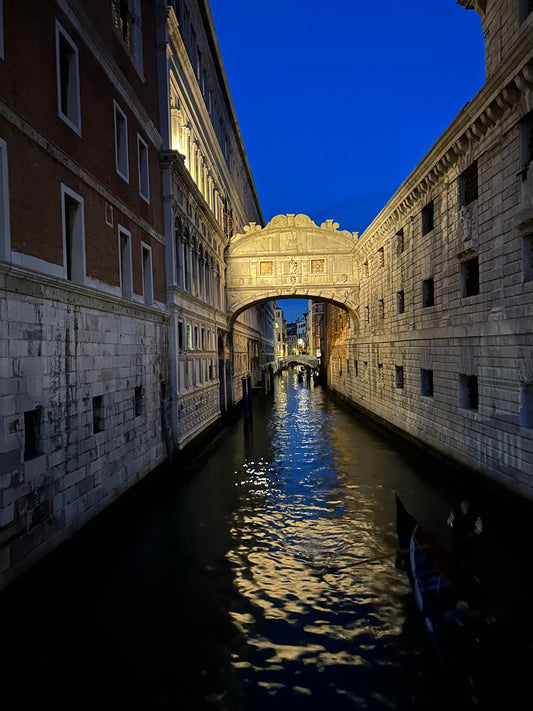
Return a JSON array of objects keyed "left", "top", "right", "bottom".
[{"left": 395, "top": 494, "right": 517, "bottom": 708}]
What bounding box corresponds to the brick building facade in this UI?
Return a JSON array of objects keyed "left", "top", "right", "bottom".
[{"left": 0, "top": 1, "right": 274, "bottom": 590}]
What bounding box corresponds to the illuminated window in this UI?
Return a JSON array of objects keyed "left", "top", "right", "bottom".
[
  {"left": 55, "top": 22, "right": 81, "bottom": 135},
  {"left": 114, "top": 101, "right": 129, "bottom": 182},
  {"left": 260, "top": 261, "right": 273, "bottom": 275}
]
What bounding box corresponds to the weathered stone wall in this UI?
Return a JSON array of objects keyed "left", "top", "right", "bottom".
[
  {"left": 325, "top": 13, "right": 533, "bottom": 498},
  {"left": 0, "top": 267, "right": 170, "bottom": 589}
]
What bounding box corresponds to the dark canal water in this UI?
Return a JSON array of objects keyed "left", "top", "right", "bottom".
[{"left": 3, "top": 370, "right": 533, "bottom": 710}]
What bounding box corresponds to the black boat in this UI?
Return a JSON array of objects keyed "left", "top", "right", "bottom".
[{"left": 395, "top": 494, "right": 525, "bottom": 708}]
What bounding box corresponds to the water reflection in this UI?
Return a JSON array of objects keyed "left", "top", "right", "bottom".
[
  {"left": 2, "top": 369, "right": 532, "bottom": 710},
  {"left": 223, "top": 372, "right": 453, "bottom": 710}
]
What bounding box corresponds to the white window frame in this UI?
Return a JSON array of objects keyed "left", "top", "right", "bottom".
[
  {"left": 141, "top": 242, "right": 153, "bottom": 305},
  {"left": 0, "top": 137, "right": 10, "bottom": 262},
  {"left": 61, "top": 184, "right": 86, "bottom": 284},
  {"left": 137, "top": 133, "right": 150, "bottom": 203},
  {"left": 55, "top": 21, "right": 81, "bottom": 136},
  {"left": 118, "top": 225, "right": 133, "bottom": 299},
  {"left": 114, "top": 100, "right": 129, "bottom": 182}
]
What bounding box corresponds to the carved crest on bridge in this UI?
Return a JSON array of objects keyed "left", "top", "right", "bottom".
[{"left": 225, "top": 214, "right": 360, "bottom": 323}]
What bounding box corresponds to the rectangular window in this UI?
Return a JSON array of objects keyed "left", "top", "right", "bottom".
[
  {"left": 61, "top": 185, "right": 85, "bottom": 284},
  {"left": 137, "top": 134, "right": 150, "bottom": 202},
  {"left": 519, "top": 111, "right": 533, "bottom": 176},
  {"left": 523, "top": 234, "right": 533, "bottom": 282},
  {"left": 134, "top": 385, "right": 143, "bottom": 417},
  {"left": 114, "top": 100, "right": 129, "bottom": 182},
  {"left": 459, "top": 162, "right": 478, "bottom": 206},
  {"left": 346, "top": 359, "right": 350, "bottom": 374},
  {"left": 24, "top": 408, "right": 41, "bottom": 460},
  {"left": 0, "top": 136, "right": 10, "bottom": 261},
  {"left": 459, "top": 374, "right": 478, "bottom": 410},
  {"left": 354, "top": 360, "right": 358, "bottom": 377},
  {"left": 378, "top": 298, "right": 384, "bottom": 319},
  {"left": 461, "top": 256, "right": 479, "bottom": 297},
  {"left": 519, "top": 0, "right": 533, "bottom": 24},
  {"left": 377, "top": 247, "right": 384, "bottom": 267},
  {"left": 421, "top": 201, "right": 434, "bottom": 235},
  {"left": 92, "top": 396, "right": 104, "bottom": 433},
  {"left": 422, "top": 277, "right": 434, "bottom": 307},
  {"left": 520, "top": 384, "right": 533, "bottom": 428},
  {"left": 119, "top": 226, "right": 133, "bottom": 298},
  {"left": 55, "top": 22, "right": 81, "bottom": 135},
  {"left": 141, "top": 243, "right": 153, "bottom": 305},
  {"left": 187, "top": 323, "right": 193, "bottom": 349},
  {"left": 421, "top": 369, "right": 433, "bottom": 397},
  {"left": 396, "top": 228, "right": 404, "bottom": 254},
  {"left": 178, "top": 320, "right": 184, "bottom": 350},
  {"left": 378, "top": 363, "right": 384, "bottom": 385},
  {"left": 396, "top": 290, "right": 405, "bottom": 314},
  {"left": 395, "top": 366, "right": 404, "bottom": 389}
]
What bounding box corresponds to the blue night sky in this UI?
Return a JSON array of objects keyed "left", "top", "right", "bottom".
[{"left": 208, "top": 1, "right": 485, "bottom": 323}]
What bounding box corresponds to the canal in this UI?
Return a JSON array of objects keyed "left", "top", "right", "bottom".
[{"left": 3, "top": 370, "right": 533, "bottom": 710}]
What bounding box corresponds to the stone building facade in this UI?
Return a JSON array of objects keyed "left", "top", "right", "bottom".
[
  {"left": 0, "top": 1, "right": 274, "bottom": 590},
  {"left": 326, "top": 0, "right": 533, "bottom": 498},
  {"left": 157, "top": 1, "right": 275, "bottom": 448}
]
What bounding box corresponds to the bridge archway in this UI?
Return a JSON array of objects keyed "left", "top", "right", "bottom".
[{"left": 225, "top": 214, "right": 360, "bottom": 326}]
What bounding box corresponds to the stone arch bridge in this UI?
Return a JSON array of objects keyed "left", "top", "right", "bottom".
[
  {"left": 278, "top": 355, "right": 320, "bottom": 370},
  {"left": 225, "top": 214, "right": 360, "bottom": 324}
]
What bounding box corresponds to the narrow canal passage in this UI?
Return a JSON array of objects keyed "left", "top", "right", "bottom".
[{"left": 3, "top": 371, "right": 533, "bottom": 710}]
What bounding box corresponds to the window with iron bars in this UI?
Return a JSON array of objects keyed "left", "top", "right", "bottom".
[{"left": 459, "top": 162, "right": 478, "bottom": 207}]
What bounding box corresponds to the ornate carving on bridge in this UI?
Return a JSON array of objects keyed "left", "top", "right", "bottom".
[{"left": 226, "top": 214, "right": 360, "bottom": 326}]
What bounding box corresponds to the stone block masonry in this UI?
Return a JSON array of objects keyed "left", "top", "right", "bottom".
[{"left": 0, "top": 267, "right": 170, "bottom": 590}]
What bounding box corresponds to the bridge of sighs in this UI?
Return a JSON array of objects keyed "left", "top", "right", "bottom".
[{"left": 225, "top": 214, "right": 361, "bottom": 325}]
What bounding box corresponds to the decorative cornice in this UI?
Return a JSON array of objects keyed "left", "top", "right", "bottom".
[
  {"left": 360, "top": 37, "right": 533, "bottom": 243},
  {"left": 456, "top": 0, "right": 487, "bottom": 19}
]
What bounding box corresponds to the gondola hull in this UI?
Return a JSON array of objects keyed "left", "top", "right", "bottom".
[{"left": 394, "top": 494, "right": 511, "bottom": 707}]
